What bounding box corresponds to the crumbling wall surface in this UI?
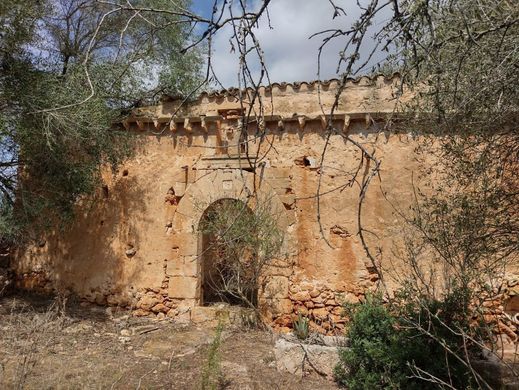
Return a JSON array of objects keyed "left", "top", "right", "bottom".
[
  {"left": 13, "top": 77, "right": 426, "bottom": 330},
  {"left": 157, "top": 75, "right": 402, "bottom": 119},
  {"left": 13, "top": 125, "right": 419, "bottom": 325}
]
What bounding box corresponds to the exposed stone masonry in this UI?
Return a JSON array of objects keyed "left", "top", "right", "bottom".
[{"left": 10, "top": 75, "right": 519, "bottom": 353}]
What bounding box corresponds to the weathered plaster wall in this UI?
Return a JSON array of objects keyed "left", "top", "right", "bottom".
[{"left": 13, "top": 76, "right": 424, "bottom": 333}]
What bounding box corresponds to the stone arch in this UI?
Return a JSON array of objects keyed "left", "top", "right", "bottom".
[{"left": 170, "top": 170, "right": 288, "bottom": 305}]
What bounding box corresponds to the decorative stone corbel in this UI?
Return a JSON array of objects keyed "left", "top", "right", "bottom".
[
  {"left": 277, "top": 119, "right": 284, "bottom": 131},
  {"left": 169, "top": 118, "right": 177, "bottom": 132},
  {"left": 258, "top": 117, "right": 266, "bottom": 132},
  {"left": 200, "top": 115, "right": 208, "bottom": 132},
  {"left": 320, "top": 115, "right": 327, "bottom": 130},
  {"left": 184, "top": 117, "right": 192, "bottom": 132},
  {"left": 215, "top": 119, "right": 223, "bottom": 153},
  {"left": 343, "top": 115, "right": 351, "bottom": 134},
  {"left": 153, "top": 119, "right": 160, "bottom": 131},
  {"left": 365, "top": 113, "right": 373, "bottom": 129},
  {"left": 136, "top": 120, "right": 145, "bottom": 131},
  {"left": 298, "top": 115, "right": 306, "bottom": 131}
]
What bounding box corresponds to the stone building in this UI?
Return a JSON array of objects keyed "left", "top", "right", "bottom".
[{"left": 12, "top": 75, "right": 432, "bottom": 332}]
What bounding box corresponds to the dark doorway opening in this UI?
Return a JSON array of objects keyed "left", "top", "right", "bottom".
[{"left": 199, "top": 198, "right": 258, "bottom": 307}]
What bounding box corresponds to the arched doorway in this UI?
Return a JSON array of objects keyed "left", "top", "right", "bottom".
[
  {"left": 199, "top": 198, "right": 258, "bottom": 307},
  {"left": 171, "top": 169, "right": 289, "bottom": 308}
]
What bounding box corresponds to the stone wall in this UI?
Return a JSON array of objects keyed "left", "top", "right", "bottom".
[{"left": 12, "top": 76, "right": 431, "bottom": 333}]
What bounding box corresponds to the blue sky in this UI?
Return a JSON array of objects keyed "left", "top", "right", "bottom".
[
  {"left": 190, "top": 1, "right": 216, "bottom": 19},
  {"left": 188, "top": 0, "right": 389, "bottom": 87}
]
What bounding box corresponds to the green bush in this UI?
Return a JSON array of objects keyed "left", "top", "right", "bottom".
[{"left": 335, "top": 293, "right": 477, "bottom": 389}]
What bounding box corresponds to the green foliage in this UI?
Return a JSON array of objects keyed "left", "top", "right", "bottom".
[
  {"left": 293, "top": 312, "right": 309, "bottom": 340},
  {"left": 335, "top": 295, "right": 407, "bottom": 389},
  {"left": 335, "top": 293, "right": 478, "bottom": 389},
  {"left": 0, "top": 0, "right": 203, "bottom": 242},
  {"left": 199, "top": 197, "right": 284, "bottom": 308},
  {"left": 201, "top": 322, "right": 224, "bottom": 390},
  {"left": 386, "top": 0, "right": 519, "bottom": 267}
]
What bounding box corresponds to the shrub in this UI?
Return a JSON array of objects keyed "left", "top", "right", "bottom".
[
  {"left": 335, "top": 293, "right": 477, "bottom": 389},
  {"left": 335, "top": 295, "right": 410, "bottom": 389}
]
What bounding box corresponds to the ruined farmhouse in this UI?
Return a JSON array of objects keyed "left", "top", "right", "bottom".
[{"left": 12, "top": 75, "right": 446, "bottom": 332}]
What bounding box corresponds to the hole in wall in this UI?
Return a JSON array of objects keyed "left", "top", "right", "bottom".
[
  {"left": 294, "top": 156, "right": 317, "bottom": 168},
  {"left": 165, "top": 187, "right": 182, "bottom": 205},
  {"left": 282, "top": 202, "right": 294, "bottom": 211}
]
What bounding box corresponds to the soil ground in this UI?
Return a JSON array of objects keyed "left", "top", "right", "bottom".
[{"left": 0, "top": 293, "right": 340, "bottom": 389}]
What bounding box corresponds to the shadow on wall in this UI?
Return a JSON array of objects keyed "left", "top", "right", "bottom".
[{"left": 19, "top": 173, "right": 151, "bottom": 304}]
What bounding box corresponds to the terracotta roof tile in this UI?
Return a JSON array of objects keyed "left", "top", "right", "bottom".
[{"left": 161, "top": 73, "right": 400, "bottom": 102}]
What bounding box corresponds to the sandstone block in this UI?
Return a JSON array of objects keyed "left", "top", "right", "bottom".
[
  {"left": 321, "top": 291, "right": 333, "bottom": 299},
  {"left": 329, "top": 314, "right": 346, "bottom": 324},
  {"left": 191, "top": 306, "right": 229, "bottom": 326},
  {"left": 166, "top": 256, "right": 198, "bottom": 277},
  {"left": 304, "top": 301, "right": 314, "bottom": 309},
  {"left": 106, "top": 294, "right": 119, "bottom": 306},
  {"left": 151, "top": 303, "right": 168, "bottom": 313},
  {"left": 263, "top": 298, "right": 293, "bottom": 316},
  {"left": 311, "top": 307, "right": 329, "bottom": 319},
  {"left": 172, "top": 233, "right": 198, "bottom": 256},
  {"left": 133, "top": 309, "right": 150, "bottom": 317},
  {"left": 176, "top": 309, "right": 191, "bottom": 324},
  {"left": 299, "top": 281, "right": 315, "bottom": 291},
  {"left": 279, "top": 194, "right": 295, "bottom": 209},
  {"left": 265, "top": 260, "right": 293, "bottom": 277},
  {"left": 274, "top": 338, "right": 339, "bottom": 379},
  {"left": 291, "top": 290, "right": 311, "bottom": 302},
  {"left": 94, "top": 293, "right": 106, "bottom": 305},
  {"left": 344, "top": 293, "right": 360, "bottom": 304},
  {"left": 156, "top": 312, "right": 166, "bottom": 320},
  {"left": 274, "top": 314, "right": 292, "bottom": 327},
  {"left": 168, "top": 276, "right": 198, "bottom": 299},
  {"left": 294, "top": 305, "right": 309, "bottom": 317},
  {"left": 263, "top": 276, "right": 289, "bottom": 299},
  {"left": 138, "top": 295, "right": 160, "bottom": 310},
  {"left": 309, "top": 321, "right": 326, "bottom": 334}
]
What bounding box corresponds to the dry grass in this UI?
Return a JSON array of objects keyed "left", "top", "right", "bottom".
[{"left": 0, "top": 293, "right": 338, "bottom": 389}]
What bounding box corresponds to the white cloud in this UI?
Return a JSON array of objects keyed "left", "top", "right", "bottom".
[{"left": 207, "top": 0, "right": 390, "bottom": 88}]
